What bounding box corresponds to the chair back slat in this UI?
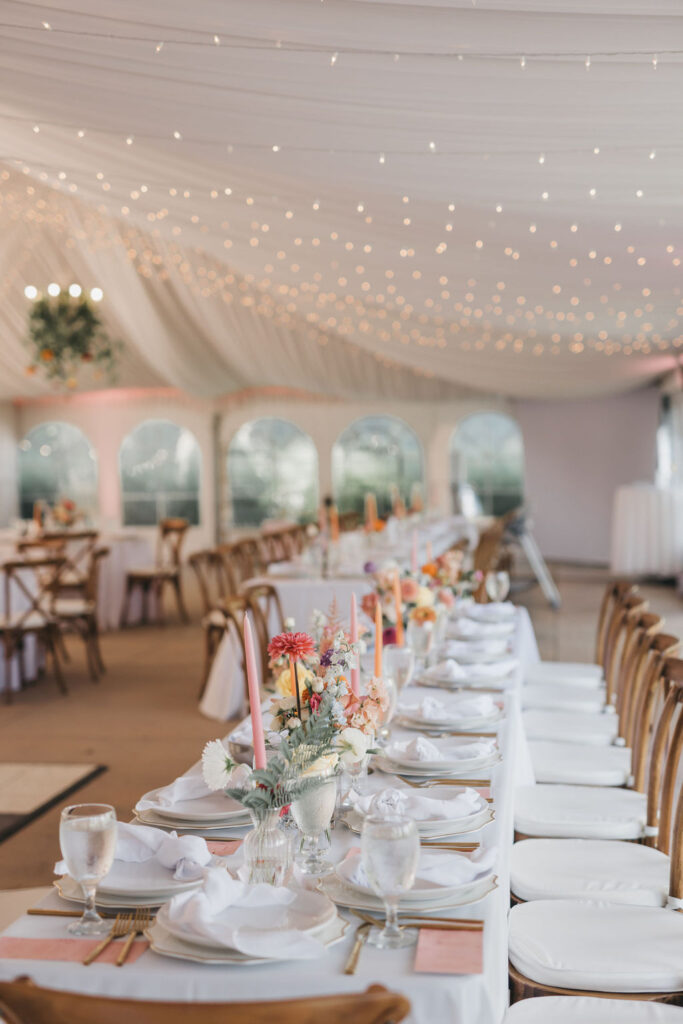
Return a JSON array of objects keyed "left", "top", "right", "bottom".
[
  {"left": 242, "top": 583, "right": 286, "bottom": 682},
  {"left": 617, "top": 613, "right": 663, "bottom": 745},
  {"left": 190, "top": 550, "right": 237, "bottom": 615},
  {"left": 630, "top": 634, "right": 679, "bottom": 797},
  {"left": 594, "top": 580, "right": 634, "bottom": 667},
  {"left": 0, "top": 979, "right": 410, "bottom": 1024},
  {"left": 2, "top": 558, "right": 66, "bottom": 629},
  {"left": 156, "top": 518, "right": 189, "bottom": 570},
  {"left": 603, "top": 592, "right": 647, "bottom": 705}
]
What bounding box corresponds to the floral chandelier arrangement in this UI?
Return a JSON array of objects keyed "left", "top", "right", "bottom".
[{"left": 24, "top": 283, "right": 120, "bottom": 388}]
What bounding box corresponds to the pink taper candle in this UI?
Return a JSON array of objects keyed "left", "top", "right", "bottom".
[
  {"left": 350, "top": 593, "right": 360, "bottom": 697},
  {"left": 426, "top": 540, "right": 433, "bottom": 563},
  {"left": 244, "top": 615, "right": 267, "bottom": 770},
  {"left": 410, "top": 529, "right": 418, "bottom": 574},
  {"left": 393, "top": 571, "right": 405, "bottom": 646},
  {"left": 374, "top": 599, "right": 383, "bottom": 678}
]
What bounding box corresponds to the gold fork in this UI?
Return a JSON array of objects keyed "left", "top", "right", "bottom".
[
  {"left": 344, "top": 921, "right": 372, "bottom": 974},
  {"left": 116, "top": 907, "right": 151, "bottom": 966},
  {"left": 397, "top": 775, "right": 491, "bottom": 789},
  {"left": 83, "top": 913, "right": 132, "bottom": 965}
]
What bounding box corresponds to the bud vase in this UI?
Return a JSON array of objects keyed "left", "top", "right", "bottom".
[{"left": 243, "top": 809, "right": 291, "bottom": 885}]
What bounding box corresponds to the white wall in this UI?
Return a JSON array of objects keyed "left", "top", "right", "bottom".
[
  {"left": 11, "top": 384, "right": 661, "bottom": 563},
  {"left": 514, "top": 387, "right": 660, "bottom": 564},
  {"left": 0, "top": 402, "right": 18, "bottom": 526}
]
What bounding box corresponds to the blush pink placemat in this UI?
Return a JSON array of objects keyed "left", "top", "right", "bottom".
[
  {"left": 0, "top": 936, "right": 149, "bottom": 964},
  {"left": 414, "top": 928, "right": 484, "bottom": 975},
  {"left": 207, "top": 839, "right": 242, "bottom": 856}
]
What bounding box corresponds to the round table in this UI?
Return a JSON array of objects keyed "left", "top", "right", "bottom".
[{"left": 610, "top": 483, "right": 683, "bottom": 577}]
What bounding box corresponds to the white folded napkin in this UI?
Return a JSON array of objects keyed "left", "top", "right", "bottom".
[
  {"left": 400, "top": 693, "right": 496, "bottom": 723},
  {"left": 352, "top": 785, "right": 483, "bottom": 821},
  {"left": 422, "top": 659, "right": 466, "bottom": 682},
  {"left": 135, "top": 771, "right": 212, "bottom": 811},
  {"left": 55, "top": 822, "right": 212, "bottom": 881},
  {"left": 464, "top": 658, "right": 518, "bottom": 681},
  {"left": 450, "top": 618, "right": 514, "bottom": 639},
  {"left": 438, "top": 638, "right": 508, "bottom": 658},
  {"left": 463, "top": 602, "right": 515, "bottom": 623},
  {"left": 165, "top": 868, "right": 324, "bottom": 959},
  {"left": 387, "top": 735, "right": 496, "bottom": 764},
  {"left": 346, "top": 845, "right": 497, "bottom": 890}
]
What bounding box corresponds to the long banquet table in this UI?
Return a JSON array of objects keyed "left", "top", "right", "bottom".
[{"left": 0, "top": 603, "right": 538, "bottom": 1024}]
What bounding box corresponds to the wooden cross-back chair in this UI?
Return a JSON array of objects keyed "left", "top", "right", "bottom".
[
  {"left": 602, "top": 590, "right": 648, "bottom": 707},
  {"left": 0, "top": 979, "right": 410, "bottom": 1024},
  {"left": 1, "top": 557, "right": 67, "bottom": 702},
  {"left": 49, "top": 547, "right": 110, "bottom": 682},
  {"left": 120, "top": 518, "right": 190, "bottom": 627},
  {"left": 198, "top": 594, "right": 249, "bottom": 703},
  {"left": 37, "top": 529, "right": 99, "bottom": 595},
  {"left": 242, "top": 582, "right": 286, "bottom": 684},
  {"left": 259, "top": 530, "right": 289, "bottom": 566},
  {"left": 190, "top": 549, "right": 238, "bottom": 617},
  {"left": 472, "top": 518, "right": 506, "bottom": 603},
  {"left": 594, "top": 580, "right": 637, "bottom": 668},
  {"left": 509, "top": 659, "right": 683, "bottom": 1008},
  {"left": 222, "top": 537, "right": 263, "bottom": 586}
]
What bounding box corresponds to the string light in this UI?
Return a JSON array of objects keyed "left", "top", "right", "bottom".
[
  {"left": 155, "top": 41, "right": 164, "bottom": 53},
  {"left": 213, "top": 34, "right": 220, "bottom": 45},
  {"left": 330, "top": 52, "right": 338, "bottom": 66},
  {"left": 520, "top": 56, "right": 526, "bottom": 69},
  {"left": 585, "top": 56, "right": 591, "bottom": 68}
]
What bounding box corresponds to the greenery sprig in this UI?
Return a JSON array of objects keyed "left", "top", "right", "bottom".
[{"left": 26, "top": 292, "right": 120, "bottom": 386}]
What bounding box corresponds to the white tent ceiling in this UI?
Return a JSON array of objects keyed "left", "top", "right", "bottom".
[{"left": 1, "top": 0, "right": 682, "bottom": 401}]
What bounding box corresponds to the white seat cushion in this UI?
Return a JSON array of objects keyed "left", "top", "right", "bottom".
[
  {"left": 515, "top": 784, "right": 647, "bottom": 839},
  {"left": 504, "top": 996, "right": 683, "bottom": 1022},
  {"left": 510, "top": 838, "right": 669, "bottom": 906},
  {"left": 523, "top": 684, "right": 606, "bottom": 713},
  {"left": 53, "top": 598, "right": 95, "bottom": 618},
  {"left": 203, "top": 609, "right": 227, "bottom": 629},
  {"left": 523, "top": 709, "right": 618, "bottom": 746},
  {"left": 526, "top": 661, "right": 604, "bottom": 689},
  {"left": 509, "top": 900, "right": 683, "bottom": 993},
  {"left": 529, "top": 741, "right": 631, "bottom": 786}
]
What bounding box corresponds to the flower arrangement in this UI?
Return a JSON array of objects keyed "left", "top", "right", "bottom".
[
  {"left": 52, "top": 497, "right": 79, "bottom": 527},
  {"left": 421, "top": 550, "right": 483, "bottom": 600},
  {"left": 361, "top": 563, "right": 435, "bottom": 644},
  {"left": 267, "top": 610, "right": 386, "bottom": 763},
  {"left": 25, "top": 290, "right": 120, "bottom": 388}
]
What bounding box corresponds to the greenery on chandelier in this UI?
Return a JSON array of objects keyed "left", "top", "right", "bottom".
[
  {"left": 25, "top": 291, "right": 120, "bottom": 387},
  {"left": 225, "top": 691, "right": 339, "bottom": 815}
]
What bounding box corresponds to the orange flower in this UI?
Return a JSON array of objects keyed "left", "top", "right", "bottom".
[
  {"left": 40, "top": 348, "right": 54, "bottom": 362},
  {"left": 25, "top": 365, "right": 36, "bottom": 376},
  {"left": 421, "top": 561, "right": 438, "bottom": 578},
  {"left": 409, "top": 605, "right": 438, "bottom": 624}
]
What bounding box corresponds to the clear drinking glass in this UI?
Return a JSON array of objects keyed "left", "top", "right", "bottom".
[
  {"left": 377, "top": 676, "right": 398, "bottom": 743},
  {"left": 485, "top": 571, "right": 510, "bottom": 603},
  {"left": 406, "top": 620, "right": 435, "bottom": 666},
  {"left": 360, "top": 813, "right": 420, "bottom": 949},
  {"left": 291, "top": 773, "right": 338, "bottom": 875},
  {"left": 59, "top": 804, "right": 117, "bottom": 935},
  {"left": 383, "top": 644, "right": 416, "bottom": 693}
]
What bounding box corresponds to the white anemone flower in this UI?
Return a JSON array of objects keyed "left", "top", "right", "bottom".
[
  {"left": 201, "top": 739, "right": 252, "bottom": 791},
  {"left": 338, "top": 727, "right": 371, "bottom": 767}
]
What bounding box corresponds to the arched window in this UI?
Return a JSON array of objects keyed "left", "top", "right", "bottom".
[
  {"left": 119, "top": 419, "right": 201, "bottom": 526},
  {"left": 227, "top": 417, "right": 318, "bottom": 527},
  {"left": 18, "top": 422, "right": 98, "bottom": 519},
  {"left": 450, "top": 412, "right": 524, "bottom": 516},
  {"left": 332, "top": 415, "right": 424, "bottom": 517}
]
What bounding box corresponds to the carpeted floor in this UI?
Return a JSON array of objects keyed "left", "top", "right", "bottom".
[{"left": 0, "top": 565, "right": 681, "bottom": 890}]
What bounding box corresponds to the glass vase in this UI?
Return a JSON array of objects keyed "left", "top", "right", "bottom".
[
  {"left": 290, "top": 773, "right": 337, "bottom": 876},
  {"left": 243, "top": 809, "right": 291, "bottom": 886},
  {"left": 339, "top": 753, "right": 370, "bottom": 812}
]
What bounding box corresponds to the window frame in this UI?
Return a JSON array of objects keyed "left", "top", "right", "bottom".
[{"left": 118, "top": 418, "right": 202, "bottom": 527}]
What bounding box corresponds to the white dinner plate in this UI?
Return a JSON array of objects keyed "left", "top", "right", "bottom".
[
  {"left": 146, "top": 913, "right": 349, "bottom": 965},
  {"left": 448, "top": 621, "right": 515, "bottom": 640},
  {"left": 321, "top": 872, "right": 497, "bottom": 913},
  {"left": 379, "top": 738, "right": 500, "bottom": 773},
  {"left": 133, "top": 808, "right": 250, "bottom": 831},
  {"left": 396, "top": 707, "right": 504, "bottom": 732},
  {"left": 335, "top": 851, "right": 496, "bottom": 902},
  {"left": 157, "top": 889, "right": 337, "bottom": 951},
  {"left": 54, "top": 876, "right": 178, "bottom": 909},
  {"left": 342, "top": 803, "right": 495, "bottom": 838},
  {"left": 136, "top": 788, "right": 247, "bottom": 824},
  {"left": 373, "top": 751, "right": 501, "bottom": 778},
  {"left": 462, "top": 604, "right": 517, "bottom": 623}
]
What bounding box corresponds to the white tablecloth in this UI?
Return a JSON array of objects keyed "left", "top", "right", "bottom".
[
  {"left": 96, "top": 533, "right": 154, "bottom": 631},
  {"left": 0, "top": 608, "right": 538, "bottom": 1024},
  {"left": 610, "top": 483, "right": 683, "bottom": 576},
  {"left": 0, "top": 566, "right": 38, "bottom": 694}
]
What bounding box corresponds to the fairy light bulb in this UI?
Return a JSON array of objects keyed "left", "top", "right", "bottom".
[
  {"left": 155, "top": 41, "right": 164, "bottom": 53},
  {"left": 520, "top": 56, "right": 526, "bottom": 69},
  {"left": 585, "top": 55, "right": 591, "bottom": 68},
  {"left": 47, "top": 283, "right": 60, "bottom": 297},
  {"left": 68, "top": 283, "right": 82, "bottom": 297},
  {"left": 90, "top": 287, "right": 103, "bottom": 302},
  {"left": 24, "top": 285, "right": 37, "bottom": 299},
  {"left": 330, "top": 52, "right": 338, "bottom": 66},
  {"left": 379, "top": 152, "right": 386, "bottom": 164}
]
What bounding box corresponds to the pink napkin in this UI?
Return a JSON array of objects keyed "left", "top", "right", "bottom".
[
  {"left": 0, "top": 936, "right": 149, "bottom": 964},
  {"left": 206, "top": 840, "right": 242, "bottom": 856},
  {"left": 476, "top": 786, "right": 491, "bottom": 800},
  {"left": 414, "top": 928, "right": 483, "bottom": 974}
]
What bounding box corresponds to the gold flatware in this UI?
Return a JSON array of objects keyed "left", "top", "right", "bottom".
[
  {"left": 397, "top": 775, "right": 491, "bottom": 789},
  {"left": 28, "top": 908, "right": 122, "bottom": 919},
  {"left": 419, "top": 841, "right": 479, "bottom": 851},
  {"left": 423, "top": 730, "right": 498, "bottom": 739},
  {"left": 351, "top": 909, "right": 483, "bottom": 931},
  {"left": 344, "top": 921, "right": 372, "bottom": 974},
  {"left": 83, "top": 914, "right": 132, "bottom": 966},
  {"left": 116, "top": 907, "right": 151, "bottom": 966}
]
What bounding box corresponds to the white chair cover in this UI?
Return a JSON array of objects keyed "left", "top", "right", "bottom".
[{"left": 514, "top": 784, "right": 647, "bottom": 839}]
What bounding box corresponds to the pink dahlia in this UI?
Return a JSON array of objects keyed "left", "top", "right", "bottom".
[{"left": 268, "top": 631, "right": 316, "bottom": 661}]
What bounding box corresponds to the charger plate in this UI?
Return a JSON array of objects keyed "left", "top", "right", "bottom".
[
  {"left": 341, "top": 803, "right": 494, "bottom": 839},
  {"left": 320, "top": 873, "right": 497, "bottom": 913},
  {"left": 373, "top": 751, "right": 501, "bottom": 778},
  {"left": 145, "top": 913, "right": 349, "bottom": 965}
]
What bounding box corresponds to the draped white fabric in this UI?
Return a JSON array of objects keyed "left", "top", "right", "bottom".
[{"left": 1, "top": 1, "right": 682, "bottom": 400}]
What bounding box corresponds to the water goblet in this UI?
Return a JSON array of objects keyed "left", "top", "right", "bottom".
[
  {"left": 360, "top": 813, "right": 420, "bottom": 949},
  {"left": 485, "top": 571, "right": 510, "bottom": 603},
  {"left": 291, "top": 772, "right": 338, "bottom": 876},
  {"left": 377, "top": 676, "right": 398, "bottom": 744},
  {"left": 383, "top": 644, "right": 416, "bottom": 693},
  {"left": 59, "top": 804, "right": 117, "bottom": 936}
]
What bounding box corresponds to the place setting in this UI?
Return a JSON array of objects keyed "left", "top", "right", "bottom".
[
  {"left": 414, "top": 656, "right": 519, "bottom": 691},
  {"left": 395, "top": 691, "right": 505, "bottom": 734}
]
